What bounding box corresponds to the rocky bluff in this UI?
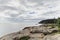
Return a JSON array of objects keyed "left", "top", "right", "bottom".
[{"left": 0, "top": 24, "right": 59, "bottom": 40}]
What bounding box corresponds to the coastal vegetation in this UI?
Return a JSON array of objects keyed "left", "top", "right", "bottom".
[
  {"left": 39, "top": 17, "right": 60, "bottom": 32},
  {"left": 20, "top": 36, "right": 30, "bottom": 40},
  {"left": 13, "top": 36, "right": 30, "bottom": 40}
]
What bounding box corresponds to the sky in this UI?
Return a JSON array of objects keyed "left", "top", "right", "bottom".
[
  {"left": 0, "top": 0, "right": 60, "bottom": 37},
  {"left": 0, "top": 0, "right": 60, "bottom": 23}
]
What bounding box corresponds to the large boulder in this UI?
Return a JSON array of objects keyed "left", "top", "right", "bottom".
[
  {"left": 24, "top": 26, "right": 58, "bottom": 35},
  {"left": 43, "top": 34, "right": 60, "bottom": 40}
]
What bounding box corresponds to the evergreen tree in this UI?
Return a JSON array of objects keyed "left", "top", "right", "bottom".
[{"left": 57, "top": 17, "right": 60, "bottom": 31}]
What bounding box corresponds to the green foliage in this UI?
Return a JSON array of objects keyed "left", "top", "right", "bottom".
[
  {"left": 19, "top": 36, "right": 30, "bottom": 40},
  {"left": 38, "top": 19, "right": 57, "bottom": 24},
  {"left": 57, "top": 18, "right": 60, "bottom": 31},
  {"left": 13, "top": 36, "right": 30, "bottom": 40}
]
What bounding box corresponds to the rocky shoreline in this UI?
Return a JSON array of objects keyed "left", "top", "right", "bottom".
[{"left": 0, "top": 25, "right": 59, "bottom": 40}]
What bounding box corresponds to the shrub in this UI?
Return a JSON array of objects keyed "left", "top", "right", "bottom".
[
  {"left": 19, "top": 36, "right": 30, "bottom": 40},
  {"left": 13, "top": 36, "right": 30, "bottom": 40},
  {"left": 57, "top": 18, "right": 60, "bottom": 31}
]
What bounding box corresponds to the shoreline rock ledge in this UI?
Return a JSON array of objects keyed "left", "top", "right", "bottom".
[{"left": 0, "top": 25, "right": 59, "bottom": 40}]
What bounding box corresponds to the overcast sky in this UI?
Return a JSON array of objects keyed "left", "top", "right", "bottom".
[
  {"left": 0, "top": 0, "right": 60, "bottom": 23},
  {"left": 0, "top": 0, "right": 60, "bottom": 37}
]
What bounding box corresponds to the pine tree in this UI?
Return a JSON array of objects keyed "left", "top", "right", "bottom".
[{"left": 57, "top": 17, "right": 60, "bottom": 31}]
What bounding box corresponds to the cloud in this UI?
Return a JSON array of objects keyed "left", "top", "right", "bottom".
[
  {"left": 0, "top": 0, "right": 60, "bottom": 23},
  {"left": 0, "top": 0, "right": 10, "bottom": 4}
]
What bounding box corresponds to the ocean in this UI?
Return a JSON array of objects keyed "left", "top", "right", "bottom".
[{"left": 0, "top": 23, "right": 41, "bottom": 37}]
